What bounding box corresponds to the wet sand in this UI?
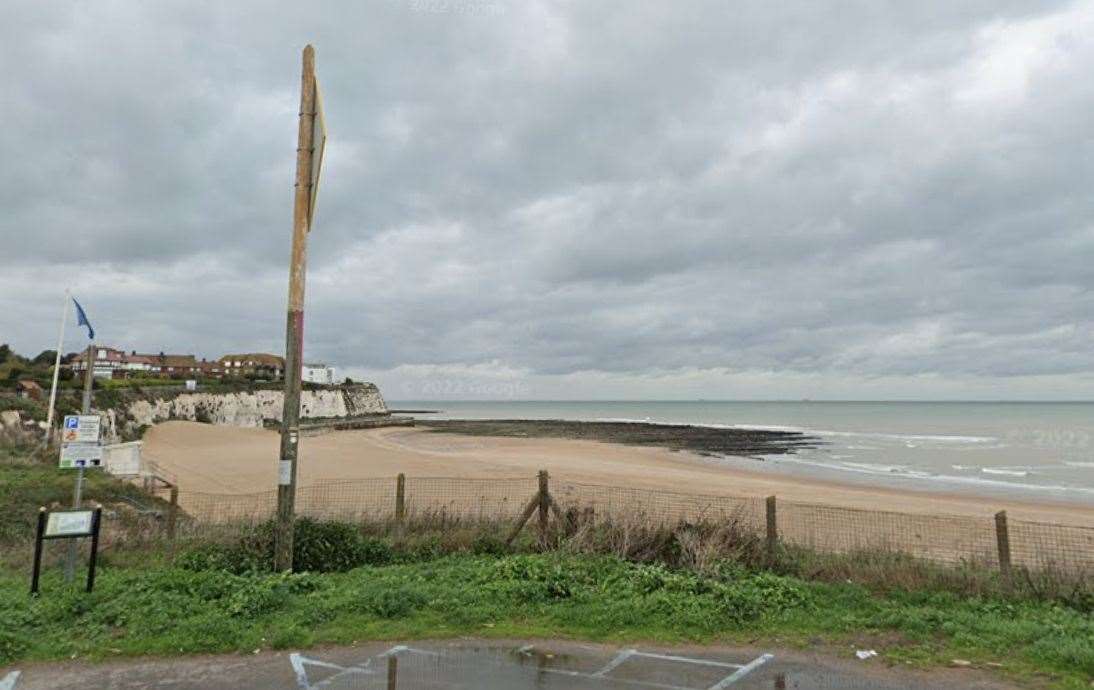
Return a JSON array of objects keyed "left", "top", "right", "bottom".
[{"left": 142, "top": 421, "right": 1094, "bottom": 526}]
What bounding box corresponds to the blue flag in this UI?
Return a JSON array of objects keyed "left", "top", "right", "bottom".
[{"left": 73, "top": 298, "right": 95, "bottom": 340}]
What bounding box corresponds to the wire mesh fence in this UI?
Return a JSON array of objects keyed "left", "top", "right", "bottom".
[{"left": 158, "top": 473, "right": 1092, "bottom": 576}]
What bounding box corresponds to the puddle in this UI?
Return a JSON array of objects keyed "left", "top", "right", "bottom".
[
  {"left": 291, "top": 646, "right": 993, "bottom": 690},
  {"left": 7, "top": 641, "right": 1003, "bottom": 689}
]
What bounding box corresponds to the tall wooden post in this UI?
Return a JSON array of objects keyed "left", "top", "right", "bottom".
[
  {"left": 275, "top": 45, "right": 319, "bottom": 572},
  {"left": 765, "top": 495, "right": 778, "bottom": 562},
  {"left": 537, "top": 470, "right": 550, "bottom": 544},
  {"left": 386, "top": 655, "right": 398, "bottom": 690},
  {"left": 395, "top": 473, "right": 406, "bottom": 524},
  {"left": 167, "top": 485, "right": 179, "bottom": 543},
  {"left": 994, "top": 510, "right": 1012, "bottom": 585}
]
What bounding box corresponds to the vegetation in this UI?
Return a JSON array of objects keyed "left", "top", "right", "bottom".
[
  {"left": 1, "top": 438, "right": 1090, "bottom": 688},
  {"left": 0, "top": 461, "right": 165, "bottom": 545},
  {"left": 1, "top": 550, "right": 1090, "bottom": 687},
  {"left": 0, "top": 345, "right": 69, "bottom": 391}
]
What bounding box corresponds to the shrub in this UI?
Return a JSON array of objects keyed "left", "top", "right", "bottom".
[
  {"left": 357, "top": 587, "right": 428, "bottom": 618},
  {"left": 293, "top": 519, "right": 393, "bottom": 572},
  {"left": 179, "top": 519, "right": 394, "bottom": 574}
]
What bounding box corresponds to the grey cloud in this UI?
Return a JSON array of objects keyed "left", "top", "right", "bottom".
[{"left": 2, "top": 0, "right": 1093, "bottom": 398}]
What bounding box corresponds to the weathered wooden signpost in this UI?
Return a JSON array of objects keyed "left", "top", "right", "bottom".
[{"left": 275, "top": 45, "right": 326, "bottom": 571}]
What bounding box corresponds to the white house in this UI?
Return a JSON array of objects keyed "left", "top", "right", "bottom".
[
  {"left": 302, "top": 363, "right": 336, "bottom": 385},
  {"left": 71, "top": 346, "right": 126, "bottom": 378}
]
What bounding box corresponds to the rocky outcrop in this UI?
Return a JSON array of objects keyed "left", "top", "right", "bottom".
[{"left": 106, "top": 384, "right": 387, "bottom": 440}]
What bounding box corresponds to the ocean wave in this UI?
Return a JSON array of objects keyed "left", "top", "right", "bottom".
[
  {"left": 1063, "top": 461, "right": 1094, "bottom": 468},
  {"left": 981, "top": 468, "right": 1030, "bottom": 477},
  {"left": 807, "top": 429, "right": 998, "bottom": 444},
  {"left": 767, "top": 455, "right": 1094, "bottom": 495}
]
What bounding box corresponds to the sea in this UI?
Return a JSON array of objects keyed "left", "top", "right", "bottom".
[{"left": 389, "top": 400, "right": 1094, "bottom": 505}]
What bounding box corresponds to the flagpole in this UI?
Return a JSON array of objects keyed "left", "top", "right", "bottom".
[{"left": 42, "top": 289, "right": 70, "bottom": 445}]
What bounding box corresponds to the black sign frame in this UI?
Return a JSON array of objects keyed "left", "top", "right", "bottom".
[{"left": 30, "top": 506, "right": 102, "bottom": 595}]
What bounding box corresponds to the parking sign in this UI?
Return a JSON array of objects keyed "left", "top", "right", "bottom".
[{"left": 61, "top": 415, "right": 101, "bottom": 443}]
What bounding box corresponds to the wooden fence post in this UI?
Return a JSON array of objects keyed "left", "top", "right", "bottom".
[
  {"left": 166, "top": 485, "right": 179, "bottom": 543},
  {"left": 765, "top": 495, "right": 778, "bottom": 561},
  {"left": 395, "top": 473, "right": 406, "bottom": 524},
  {"left": 995, "top": 510, "right": 1012, "bottom": 584},
  {"left": 386, "top": 654, "right": 398, "bottom": 690},
  {"left": 538, "top": 470, "right": 550, "bottom": 544}
]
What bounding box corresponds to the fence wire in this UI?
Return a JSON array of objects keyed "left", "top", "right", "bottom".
[{"left": 163, "top": 474, "right": 1093, "bottom": 574}]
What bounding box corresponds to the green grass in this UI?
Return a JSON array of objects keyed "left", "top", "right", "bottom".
[{"left": 1, "top": 553, "right": 1091, "bottom": 688}]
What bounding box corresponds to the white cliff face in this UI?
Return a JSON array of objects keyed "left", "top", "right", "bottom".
[{"left": 111, "top": 384, "right": 387, "bottom": 439}]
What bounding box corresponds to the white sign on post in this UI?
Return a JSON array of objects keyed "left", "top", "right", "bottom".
[
  {"left": 59, "top": 443, "right": 104, "bottom": 469},
  {"left": 62, "top": 415, "right": 101, "bottom": 443},
  {"left": 308, "top": 79, "right": 326, "bottom": 229},
  {"left": 45, "top": 510, "right": 95, "bottom": 537}
]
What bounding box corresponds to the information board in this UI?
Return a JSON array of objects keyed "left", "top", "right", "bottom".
[
  {"left": 45, "top": 510, "right": 95, "bottom": 538},
  {"left": 59, "top": 443, "right": 103, "bottom": 469}
]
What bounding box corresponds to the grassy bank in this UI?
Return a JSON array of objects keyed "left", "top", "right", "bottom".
[
  {"left": 0, "top": 457, "right": 165, "bottom": 545},
  {"left": 1, "top": 552, "right": 1091, "bottom": 688}
]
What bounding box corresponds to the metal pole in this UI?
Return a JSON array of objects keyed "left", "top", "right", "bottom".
[
  {"left": 86, "top": 506, "right": 102, "bottom": 593},
  {"left": 81, "top": 342, "right": 94, "bottom": 415},
  {"left": 43, "top": 290, "right": 70, "bottom": 445},
  {"left": 275, "top": 45, "right": 318, "bottom": 572},
  {"left": 30, "top": 508, "right": 46, "bottom": 595},
  {"left": 64, "top": 342, "right": 95, "bottom": 582}
]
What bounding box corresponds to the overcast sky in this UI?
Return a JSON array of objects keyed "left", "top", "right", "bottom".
[{"left": 2, "top": 1, "right": 1094, "bottom": 400}]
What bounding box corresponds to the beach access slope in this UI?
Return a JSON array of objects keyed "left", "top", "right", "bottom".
[{"left": 143, "top": 420, "right": 1094, "bottom": 526}]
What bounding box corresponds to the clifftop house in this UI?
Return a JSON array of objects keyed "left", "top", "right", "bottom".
[
  {"left": 217, "top": 353, "right": 285, "bottom": 380},
  {"left": 70, "top": 347, "right": 244, "bottom": 380},
  {"left": 302, "top": 363, "right": 337, "bottom": 385}
]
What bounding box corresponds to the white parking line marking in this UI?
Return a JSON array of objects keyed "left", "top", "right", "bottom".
[
  {"left": 593, "top": 648, "right": 637, "bottom": 676},
  {"left": 707, "top": 653, "right": 774, "bottom": 688},
  {"left": 289, "top": 653, "right": 373, "bottom": 689},
  {"left": 629, "top": 651, "right": 744, "bottom": 669}
]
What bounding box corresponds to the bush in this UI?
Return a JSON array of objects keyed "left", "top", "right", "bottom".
[
  {"left": 357, "top": 587, "right": 428, "bottom": 618},
  {"left": 471, "top": 534, "right": 509, "bottom": 556},
  {"left": 293, "top": 519, "right": 393, "bottom": 572},
  {"left": 179, "top": 518, "right": 394, "bottom": 574}
]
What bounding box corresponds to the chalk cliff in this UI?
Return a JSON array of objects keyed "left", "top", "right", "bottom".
[{"left": 101, "top": 384, "right": 387, "bottom": 441}]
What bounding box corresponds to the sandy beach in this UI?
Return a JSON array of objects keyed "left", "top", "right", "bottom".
[{"left": 143, "top": 421, "right": 1094, "bottom": 527}]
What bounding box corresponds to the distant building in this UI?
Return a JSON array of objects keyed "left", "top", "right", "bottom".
[
  {"left": 302, "top": 363, "right": 336, "bottom": 385},
  {"left": 15, "top": 380, "right": 43, "bottom": 400},
  {"left": 71, "top": 348, "right": 226, "bottom": 380},
  {"left": 218, "top": 353, "right": 285, "bottom": 380},
  {"left": 122, "top": 352, "right": 159, "bottom": 375},
  {"left": 70, "top": 346, "right": 127, "bottom": 378}
]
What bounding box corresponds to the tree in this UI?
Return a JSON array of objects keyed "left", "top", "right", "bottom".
[
  {"left": 33, "top": 350, "right": 57, "bottom": 365},
  {"left": 0, "top": 344, "right": 10, "bottom": 364}
]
